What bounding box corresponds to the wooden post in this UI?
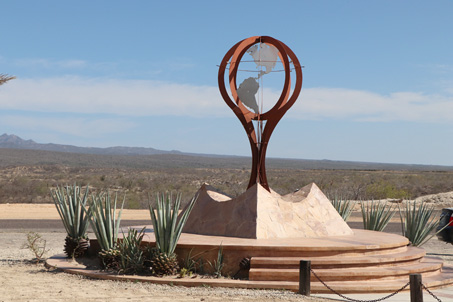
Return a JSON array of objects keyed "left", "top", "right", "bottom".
[
  {"left": 299, "top": 260, "right": 311, "bottom": 296},
  {"left": 410, "top": 273, "right": 423, "bottom": 302}
]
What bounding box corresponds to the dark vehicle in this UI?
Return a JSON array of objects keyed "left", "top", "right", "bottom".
[{"left": 436, "top": 208, "right": 453, "bottom": 244}]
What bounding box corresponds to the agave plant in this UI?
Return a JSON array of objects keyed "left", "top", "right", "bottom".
[
  {"left": 399, "top": 201, "right": 439, "bottom": 246},
  {"left": 330, "top": 197, "right": 355, "bottom": 221},
  {"left": 147, "top": 192, "right": 198, "bottom": 275},
  {"left": 51, "top": 184, "right": 91, "bottom": 258},
  {"left": 87, "top": 190, "right": 124, "bottom": 267},
  {"left": 208, "top": 244, "right": 224, "bottom": 278},
  {"left": 361, "top": 200, "right": 395, "bottom": 232},
  {"left": 117, "top": 227, "right": 146, "bottom": 274}
]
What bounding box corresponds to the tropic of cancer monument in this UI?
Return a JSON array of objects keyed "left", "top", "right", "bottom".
[{"left": 184, "top": 36, "right": 353, "bottom": 239}]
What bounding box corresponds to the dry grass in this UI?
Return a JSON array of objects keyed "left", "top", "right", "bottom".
[{"left": 1, "top": 148, "right": 453, "bottom": 208}]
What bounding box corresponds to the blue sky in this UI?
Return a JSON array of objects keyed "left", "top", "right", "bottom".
[{"left": 1, "top": 1, "right": 453, "bottom": 166}]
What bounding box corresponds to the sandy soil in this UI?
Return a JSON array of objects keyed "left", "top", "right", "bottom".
[
  {"left": 0, "top": 204, "right": 329, "bottom": 302},
  {"left": 0, "top": 203, "right": 150, "bottom": 220},
  {"left": 1, "top": 204, "right": 453, "bottom": 302},
  {"left": 0, "top": 257, "right": 319, "bottom": 302}
]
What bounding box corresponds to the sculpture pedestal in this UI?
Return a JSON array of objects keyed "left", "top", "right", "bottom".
[{"left": 183, "top": 182, "right": 353, "bottom": 239}]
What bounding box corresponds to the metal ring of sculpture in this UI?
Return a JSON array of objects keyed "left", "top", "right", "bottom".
[{"left": 218, "top": 36, "right": 303, "bottom": 191}]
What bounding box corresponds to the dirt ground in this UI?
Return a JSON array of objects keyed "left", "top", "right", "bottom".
[
  {"left": 1, "top": 204, "right": 453, "bottom": 302},
  {"left": 0, "top": 258, "right": 321, "bottom": 302},
  {"left": 0, "top": 204, "right": 330, "bottom": 302}
]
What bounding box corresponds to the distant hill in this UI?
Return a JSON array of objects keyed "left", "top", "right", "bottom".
[
  {"left": 0, "top": 133, "right": 184, "bottom": 156},
  {"left": 1, "top": 133, "right": 453, "bottom": 171}
]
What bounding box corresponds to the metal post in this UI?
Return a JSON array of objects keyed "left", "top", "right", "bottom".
[
  {"left": 410, "top": 273, "right": 423, "bottom": 302},
  {"left": 299, "top": 260, "right": 311, "bottom": 296}
]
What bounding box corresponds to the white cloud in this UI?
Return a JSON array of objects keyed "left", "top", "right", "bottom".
[
  {"left": 0, "top": 115, "right": 136, "bottom": 138},
  {"left": 0, "top": 77, "right": 225, "bottom": 117},
  {"left": 1, "top": 77, "right": 453, "bottom": 123},
  {"left": 291, "top": 88, "right": 453, "bottom": 123}
]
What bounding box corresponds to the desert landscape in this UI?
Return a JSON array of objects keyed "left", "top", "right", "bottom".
[
  {"left": 2, "top": 146, "right": 453, "bottom": 208},
  {"left": 1, "top": 148, "right": 453, "bottom": 301},
  {"left": 3, "top": 1, "right": 453, "bottom": 300}
]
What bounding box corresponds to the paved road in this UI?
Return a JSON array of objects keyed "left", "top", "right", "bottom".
[
  {"left": 0, "top": 218, "right": 405, "bottom": 235},
  {"left": 0, "top": 219, "right": 151, "bottom": 232}
]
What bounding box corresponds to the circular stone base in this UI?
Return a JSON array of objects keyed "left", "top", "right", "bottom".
[{"left": 46, "top": 228, "right": 453, "bottom": 293}]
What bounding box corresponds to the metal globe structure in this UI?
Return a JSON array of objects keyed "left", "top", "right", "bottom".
[{"left": 218, "top": 36, "right": 303, "bottom": 191}]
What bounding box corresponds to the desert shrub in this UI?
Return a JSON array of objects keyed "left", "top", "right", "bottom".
[
  {"left": 22, "top": 232, "right": 49, "bottom": 264},
  {"left": 87, "top": 190, "right": 124, "bottom": 269},
  {"left": 149, "top": 192, "right": 197, "bottom": 255},
  {"left": 124, "top": 191, "right": 145, "bottom": 209},
  {"left": 3, "top": 160, "right": 453, "bottom": 208},
  {"left": 364, "top": 181, "right": 410, "bottom": 200},
  {"left": 361, "top": 200, "right": 395, "bottom": 232},
  {"left": 147, "top": 192, "right": 198, "bottom": 275},
  {"left": 330, "top": 197, "right": 355, "bottom": 221},
  {"left": 207, "top": 245, "right": 224, "bottom": 278},
  {"left": 33, "top": 181, "right": 49, "bottom": 195},
  {"left": 117, "top": 227, "right": 146, "bottom": 274},
  {"left": 181, "top": 248, "right": 198, "bottom": 274},
  {"left": 399, "top": 201, "right": 439, "bottom": 246},
  {"left": 51, "top": 184, "right": 91, "bottom": 258}
]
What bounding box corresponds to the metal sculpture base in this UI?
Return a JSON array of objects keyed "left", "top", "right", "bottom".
[{"left": 183, "top": 183, "right": 353, "bottom": 239}]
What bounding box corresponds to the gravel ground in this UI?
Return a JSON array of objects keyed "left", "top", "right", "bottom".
[
  {"left": 2, "top": 201, "right": 453, "bottom": 302},
  {"left": 0, "top": 230, "right": 329, "bottom": 302},
  {"left": 2, "top": 229, "right": 453, "bottom": 302}
]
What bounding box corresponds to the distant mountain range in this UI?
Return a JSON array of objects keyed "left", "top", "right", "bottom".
[
  {"left": 0, "top": 133, "right": 188, "bottom": 156},
  {"left": 1, "top": 133, "right": 453, "bottom": 171}
]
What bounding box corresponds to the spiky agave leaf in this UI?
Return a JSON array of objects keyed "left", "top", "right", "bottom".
[
  {"left": 87, "top": 191, "right": 125, "bottom": 252},
  {"left": 330, "top": 196, "right": 355, "bottom": 221},
  {"left": 361, "top": 200, "right": 395, "bottom": 232},
  {"left": 401, "top": 201, "right": 439, "bottom": 246},
  {"left": 117, "top": 227, "right": 146, "bottom": 274},
  {"left": 149, "top": 192, "right": 198, "bottom": 255},
  {"left": 51, "top": 184, "right": 90, "bottom": 239},
  {"left": 51, "top": 184, "right": 91, "bottom": 258},
  {"left": 207, "top": 244, "right": 224, "bottom": 278}
]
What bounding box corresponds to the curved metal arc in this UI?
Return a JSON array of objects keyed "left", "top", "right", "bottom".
[
  {"left": 255, "top": 36, "right": 291, "bottom": 121},
  {"left": 217, "top": 39, "right": 244, "bottom": 113},
  {"left": 218, "top": 38, "right": 261, "bottom": 189},
  {"left": 228, "top": 36, "right": 293, "bottom": 121},
  {"left": 228, "top": 36, "right": 261, "bottom": 118},
  {"left": 218, "top": 36, "right": 303, "bottom": 192},
  {"left": 232, "top": 106, "right": 259, "bottom": 189},
  {"left": 220, "top": 36, "right": 301, "bottom": 123},
  {"left": 277, "top": 42, "right": 303, "bottom": 113}
]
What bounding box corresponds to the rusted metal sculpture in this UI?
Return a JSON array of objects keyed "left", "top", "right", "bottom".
[{"left": 218, "top": 36, "right": 303, "bottom": 191}]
